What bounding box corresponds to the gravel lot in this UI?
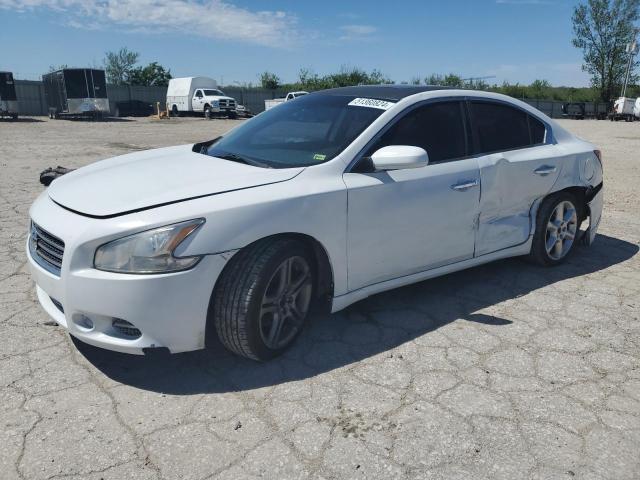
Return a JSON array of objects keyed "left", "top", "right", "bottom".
[{"left": 1, "top": 116, "right": 639, "bottom": 480}]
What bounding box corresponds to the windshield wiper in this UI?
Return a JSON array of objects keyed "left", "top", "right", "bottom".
[{"left": 214, "top": 152, "right": 272, "bottom": 169}]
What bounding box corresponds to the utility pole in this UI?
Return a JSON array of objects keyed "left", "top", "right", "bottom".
[{"left": 621, "top": 30, "right": 638, "bottom": 98}]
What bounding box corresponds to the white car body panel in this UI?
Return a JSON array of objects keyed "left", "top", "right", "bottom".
[
  {"left": 47, "top": 145, "right": 303, "bottom": 217},
  {"left": 27, "top": 88, "right": 603, "bottom": 354},
  {"left": 343, "top": 157, "right": 480, "bottom": 290}
]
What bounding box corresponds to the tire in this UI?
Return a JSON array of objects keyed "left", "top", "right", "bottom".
[
  {"left": 228, "top": 111, "right": 237, "bottom": 119},
  {"left": 211, "top": 238, "right": 315, "bottom": 361},
  {"left": 171, "top": 105, "right": 179, "bottom": 117},
  {"left": 204, "top": 105, "right": 211, "bottom": 119},
  {"left": 528, "top": 192, "right": 582, "bottom": 266}
]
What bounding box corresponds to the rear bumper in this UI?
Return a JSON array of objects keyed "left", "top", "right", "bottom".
[{"left": 583, "top": 183, "right": 603, "bottom": 246}]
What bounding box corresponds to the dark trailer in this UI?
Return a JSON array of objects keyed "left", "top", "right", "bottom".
[
  {"left": 42, "top": 68, "right": 109, "bottom": 119},
  {"left": 0, "top": 71, "right": 18, "bottom": 119}
]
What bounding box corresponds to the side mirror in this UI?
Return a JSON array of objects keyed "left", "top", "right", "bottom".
[{"left": 370, "top": 145, "right": 429, "bottom": 171}]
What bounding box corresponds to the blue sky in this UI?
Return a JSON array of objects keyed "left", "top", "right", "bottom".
[{"left": 0, "top": 0, "right": 589, "bottom": 86}]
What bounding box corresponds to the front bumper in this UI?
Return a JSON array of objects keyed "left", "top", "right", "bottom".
[
  {"left": 28, "top": 245, "right": 229, "bottom": 354},
  {"left": 27, "top": 196, "right": 232, "bottom": 355}
]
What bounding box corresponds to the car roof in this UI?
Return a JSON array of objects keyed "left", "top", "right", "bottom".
[{"left": 315, "top": 85, "right": 454, "bottom": 101}]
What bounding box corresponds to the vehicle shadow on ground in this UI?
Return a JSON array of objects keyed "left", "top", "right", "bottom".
[
  {"left": 55, "top": 117, "right": 135, "bottom": 122},
  {"left": 75, "top": 233, "right": 638, "bottom": 394},
  {"left": 0, "top": 117, "right": 45, "bottom": 123}
]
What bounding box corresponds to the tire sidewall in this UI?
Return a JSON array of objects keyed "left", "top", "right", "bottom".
[{"left": 244, "top": 243, "right": 315, "bottom": 360}]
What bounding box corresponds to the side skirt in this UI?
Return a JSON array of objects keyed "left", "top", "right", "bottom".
[{"left": 331, "top": 238, "right": 533, "bottom": 313}]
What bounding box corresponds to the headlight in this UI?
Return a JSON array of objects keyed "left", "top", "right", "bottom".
[{"left": 94, "top": 219, "right": 204, "bottom": 274}]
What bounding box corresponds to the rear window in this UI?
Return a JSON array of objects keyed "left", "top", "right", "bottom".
[{"left": 471, "top": 101, "right": 546, "bottom": 154}]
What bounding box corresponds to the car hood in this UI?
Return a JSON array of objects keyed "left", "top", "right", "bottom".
[{"left": 48, "top": 145, "right": 303, "bottom": 218}]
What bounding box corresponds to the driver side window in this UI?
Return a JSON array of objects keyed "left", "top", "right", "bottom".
[
  {"left": 368, "top": 101, "right": 468, "bottom": 163},
  {"left": 195, "top": 90, "right": 203, "bottom": 98}
]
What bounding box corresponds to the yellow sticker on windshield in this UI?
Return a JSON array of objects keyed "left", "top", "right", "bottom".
[{"left": 313, "top": 154, "right": 326, "bottom": 161}]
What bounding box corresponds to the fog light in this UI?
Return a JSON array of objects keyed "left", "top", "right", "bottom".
[
  {"left": 74, "top": 314, "right": 94, "bottom": 330},
  {"left": 112, "top": 319, "right": 142, "bottom": 339}
]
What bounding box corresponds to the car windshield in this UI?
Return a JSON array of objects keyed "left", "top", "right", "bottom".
[
  {"left": 206, "top": 94, "right": 388, "bottom": 168},
  {"left": 203, "top": 89, "right": 224, "bottom": 96}
]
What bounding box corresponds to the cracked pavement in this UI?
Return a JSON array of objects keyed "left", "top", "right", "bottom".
[{"left": 0, "top": 117, "right": 638, "bottom": 479}]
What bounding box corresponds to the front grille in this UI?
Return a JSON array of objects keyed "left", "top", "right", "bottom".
[
  {"left": 219, "top": 100, "right": 236, "bottom": 108},
  {"left": 112, "top": 319, "right": 142, "bottom": 339},
  {"left": 30, "top": 222, "right": 65, "bottom": 275}
]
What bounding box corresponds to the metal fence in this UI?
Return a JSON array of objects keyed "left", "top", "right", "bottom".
[
  {"left": 13, "top": 79, "right": 609, "bottom": 118},
  {"left": 13, "top": 80, "right": 290, "bottom": 116}
]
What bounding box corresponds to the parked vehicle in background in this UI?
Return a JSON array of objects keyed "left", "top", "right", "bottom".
[
  {"left": 633, "top": 98, "right": 640, "bottom": 119},
  {"left": 114, "top": 100, "right": 154, "bottom": 117},
  {"left": 609, "top": 96, "right": 636, "bottom": 122},
  {"left": 166, "top": 77, "right": 237, "bottom": 118},
  {"left": 43, "top": 69, "right": 109, "bottom": 119},
  {"left": 264, "top": 91, "right": 308, "bottom": 110},
  {"left": 235, "top": 104, "right": 253, "bottom": 118},
  {"left": 27, "top": 86, "right": 603, "bottom": 361},
  {"left": 562, "top": 102, "right": 585, "bottom": 120},
  {"left": 0, "top": 71, "right": 18, "bottom": 119}
]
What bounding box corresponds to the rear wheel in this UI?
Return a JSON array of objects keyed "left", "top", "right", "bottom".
[
  {"left": 171, "top": 105, "right": 179, "bottom": 117},
  {"left": 211, "top": 238, "right": 314, "bottom": 361},
  {"left": 528, "top": 192, "right": 581, "bottom": 266}
]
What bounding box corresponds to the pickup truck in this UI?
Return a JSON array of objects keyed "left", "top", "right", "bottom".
[
  {"left": 264, "top": 91, "right": 308, "bottom": 111},
  {"left": 167, "top": 77, "right": 237, "bottom": 119}
]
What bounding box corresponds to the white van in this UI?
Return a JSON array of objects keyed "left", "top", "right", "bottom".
[{"left": 167, "top": 77, "right": 237, "bottom": 118}]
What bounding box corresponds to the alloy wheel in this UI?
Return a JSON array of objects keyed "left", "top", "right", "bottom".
[
  {"left": 545, "top": 200, "right": 578, "bottom": 260},
  {"left": 259, "top": 256, "right": 312, "bottom": 349}
]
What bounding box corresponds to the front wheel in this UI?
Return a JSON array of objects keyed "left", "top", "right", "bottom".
[
  {"left": 211, "top": 238, "right": 315, "bottom": 361},
  {"left": 204, "top": 105, "right": 212, "bottom": 119},
  {"left": 528, "top": 192, "right": 581, "bottom": 266}
]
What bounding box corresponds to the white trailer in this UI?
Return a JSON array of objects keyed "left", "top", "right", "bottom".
[
  {"left": 167, "top": 77, "right": 237, "bottom": 118},
  {"left": 610, "top": 96, "right": 636, "bottom": 122}
]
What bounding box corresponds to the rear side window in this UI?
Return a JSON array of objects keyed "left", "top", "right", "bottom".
[
  {"left": 471, "top": 101, "right": 546, "bottom": 154},
  {"left": 370, "top": 101, "right": 467, "bottom": 163},
  {"left": 529, "top": 115, "right": 546, "bottom": 144}
]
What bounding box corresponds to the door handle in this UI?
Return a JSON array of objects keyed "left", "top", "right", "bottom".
[
  {"left": 451, "top": 179, "right": 479, "bottom": 191},
  {"left": 534, "top": 165, "right": 557, "bottom": 176}
]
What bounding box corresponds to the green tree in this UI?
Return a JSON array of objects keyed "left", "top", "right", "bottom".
[
  {"left": 529, "top": 79, "right": 552, "bottom": 99},
  {"left": 129, "top": 62, "right": 172, "bottom": 86},
  {"left": 572, "top": 0, "right": 640, "bottom": 102},
  {"left": 260, "top": 71, "right": 280, "bottom": 89},
  {"left": 48, "top": 64, "right": 68, "bottom": 72},
  {"left": 425, "top": 73, "right": 463, "bottom": 87},
  {"left": 104, "top": 47, "right": 139, "bottom": 85}
]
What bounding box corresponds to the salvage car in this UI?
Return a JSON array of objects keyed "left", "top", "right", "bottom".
[{"left": 27, "top": 86, "right": 603, "bottom": 360}]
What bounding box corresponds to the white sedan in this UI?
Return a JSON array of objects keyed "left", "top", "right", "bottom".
[{"left": 27, "top": 86, "right": 603, "bottom": 360}]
